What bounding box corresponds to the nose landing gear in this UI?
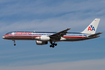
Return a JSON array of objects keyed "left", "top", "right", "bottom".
[{"left": 13, "top": 40, "right": 16, "bottom": 46}]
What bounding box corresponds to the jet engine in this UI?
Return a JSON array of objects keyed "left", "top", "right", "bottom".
[{"left": 36, "top": 40, "right": 48, "bottom": 45}]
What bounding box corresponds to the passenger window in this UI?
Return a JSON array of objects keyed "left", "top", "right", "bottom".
[{"left": 6, "top": 33, "right": 9, "bottom": 35}]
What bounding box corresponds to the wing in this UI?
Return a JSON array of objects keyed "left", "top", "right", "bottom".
[
  {"left": 50, "top": 28, "right": 70, "bottom": 41},
  {"left": 88, "top": 32, "right": 102, "bottom": 37}
]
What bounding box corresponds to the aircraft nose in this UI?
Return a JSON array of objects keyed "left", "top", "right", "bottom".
[{"left": 2, "top": 36, "right": 5, "bottom": 39}]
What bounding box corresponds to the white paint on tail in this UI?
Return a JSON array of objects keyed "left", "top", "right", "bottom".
[{"left": 81, "top": 18, "right": 100, "bottom": 34}]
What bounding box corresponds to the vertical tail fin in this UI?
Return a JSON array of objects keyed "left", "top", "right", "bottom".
[{"left": 81, "top": 18, "right": 100, "bottom": 34}]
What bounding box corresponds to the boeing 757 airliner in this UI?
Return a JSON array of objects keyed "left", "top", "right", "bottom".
[{"left": 3, "top": 18, "right": 102, "bottom": 48}]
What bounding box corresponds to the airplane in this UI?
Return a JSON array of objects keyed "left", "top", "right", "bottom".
[{"left": 2, "top": 18, "right": 102, "bottom": 48}]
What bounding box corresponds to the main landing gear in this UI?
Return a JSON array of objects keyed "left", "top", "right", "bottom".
[
  {"left": 13, "top": 40, "right": 16, "bottom": 46},
  {"left": 50, "top": 43, "right": 57, "bottom": 48},
  {"left": 50, "top": 41, "right": 57, "bottom": 48}
]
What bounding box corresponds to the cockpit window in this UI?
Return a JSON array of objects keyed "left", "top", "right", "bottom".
[{"left": 5, "top": 32, "right": 12, "bottom": 35}]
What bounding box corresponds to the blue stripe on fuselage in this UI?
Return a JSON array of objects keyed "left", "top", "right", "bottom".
[{"left": 5, "top": 31, "right": 88, "bottom": 37}]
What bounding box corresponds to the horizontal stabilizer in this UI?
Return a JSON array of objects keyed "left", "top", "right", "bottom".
[{"left": 88, "top": 32, "right": 102, "bottom": 37}]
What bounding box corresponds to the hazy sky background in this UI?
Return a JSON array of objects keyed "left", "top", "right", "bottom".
[{"left": 0, "top": 0, "right": 105, "bottom": 70}]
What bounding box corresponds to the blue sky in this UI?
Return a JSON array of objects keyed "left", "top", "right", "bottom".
[{"left": 0, "top": 0, "right": 105, "bottom": 70}]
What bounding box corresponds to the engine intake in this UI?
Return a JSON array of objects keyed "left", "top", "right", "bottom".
[{"left": 36, "top": 40, "right": 48, "bottom": 45}]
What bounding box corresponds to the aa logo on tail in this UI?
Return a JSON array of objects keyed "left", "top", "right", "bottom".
[{"left": 88, "top": 25, "right": 95, "bottom": 31}]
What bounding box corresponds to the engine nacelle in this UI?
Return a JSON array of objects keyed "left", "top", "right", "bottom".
[
  {"left": 36, "top": 40, "right": 48, "bottom": 45},
  {"left": 40, "top": 35, "right": 50, "bottom": 41},
  {"left": 36, "top": 35, "right": 50, "bottom": 41}
]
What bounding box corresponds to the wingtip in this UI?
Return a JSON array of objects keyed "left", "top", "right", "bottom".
[
  {"left": 99, "top": 32, "right": 103, "bottom": 34},
  {"left": 67, "top": 28, "right": 71, "bottom": 30}
]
